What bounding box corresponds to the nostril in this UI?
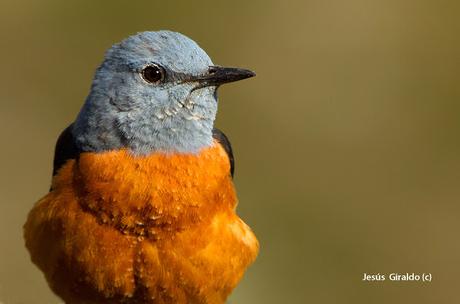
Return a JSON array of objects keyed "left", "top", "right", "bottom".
[{"left": 208, "top": 67, "right": 217, "bottom": 74}]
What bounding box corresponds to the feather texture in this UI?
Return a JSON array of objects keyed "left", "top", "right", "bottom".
[{"left": 24, "top": 142, "right": 258, "bottom": 304}]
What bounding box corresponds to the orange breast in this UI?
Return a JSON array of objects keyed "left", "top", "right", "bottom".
[{"left": 24, "top": 141, "right": 259, "bottom": 304}]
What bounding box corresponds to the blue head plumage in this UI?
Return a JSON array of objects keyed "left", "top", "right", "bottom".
[{"left": 73, "top": 30, "right": 254, "bottom": 155}]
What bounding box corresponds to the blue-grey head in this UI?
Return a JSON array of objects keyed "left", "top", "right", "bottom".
[{"left": 73, "top": 30, "right": 254, "bottom": 155}]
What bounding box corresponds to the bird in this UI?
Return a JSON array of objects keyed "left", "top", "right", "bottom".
[{"left": 24, "top": 30, "right": 259, "bottom": 304}]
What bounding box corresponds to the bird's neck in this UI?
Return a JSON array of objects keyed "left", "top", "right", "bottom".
[
  {"left": 72, "top": 91, "right": 217, "bottom": 155},
  {"left": 73, "top": 114, "right": 215, "bottom": 155},
  {"left": 122, "top": 119, "right": 215, "bottom": 155}
]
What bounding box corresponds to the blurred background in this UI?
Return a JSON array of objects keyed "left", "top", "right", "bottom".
[{"left": 1, "top": 0, "right": 460, "bottom": 303}]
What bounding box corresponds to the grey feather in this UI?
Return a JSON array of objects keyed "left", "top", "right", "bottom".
[{"left": 73, "top": 30, "right": 217, "bottom": 155}]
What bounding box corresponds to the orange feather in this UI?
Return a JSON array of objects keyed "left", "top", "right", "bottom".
[{"left": 24, "top": 141, "right": 258, "bottom": 304}]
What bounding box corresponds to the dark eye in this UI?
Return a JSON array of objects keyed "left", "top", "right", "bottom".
[{"left": 141, "top": 64, "right": 165, "bottom": 84}]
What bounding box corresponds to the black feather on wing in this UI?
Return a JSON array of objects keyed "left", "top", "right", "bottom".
[
  {"left": 52, "top": 123, "right": 79, "bottom": 177},
  {"left": 212, "top": 128, "right": 235, "bottom": 178}
]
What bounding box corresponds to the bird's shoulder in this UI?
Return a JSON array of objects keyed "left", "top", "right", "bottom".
[{"left": 212, "top": 128, "right": 235, "bottom": 178}]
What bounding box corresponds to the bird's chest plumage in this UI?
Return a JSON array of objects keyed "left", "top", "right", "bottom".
[
  {"left": 24, "top": 143, "right": 258, "bottom": 304},
  {"left": 71, "top": 142, "right": 236, "bottom": 238}
]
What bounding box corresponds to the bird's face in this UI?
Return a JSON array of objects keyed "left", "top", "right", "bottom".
[{"left": 73, "top": 31, "right": 254, "bottom": 154}]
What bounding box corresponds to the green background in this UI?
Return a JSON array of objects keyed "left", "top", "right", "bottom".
[{"left": 1, "top": 0, "right": 460, "bottom": 303}]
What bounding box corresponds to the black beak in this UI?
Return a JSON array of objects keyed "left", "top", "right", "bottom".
[{"left": 195, "top": 66, "right": 256, "bottom": 87}]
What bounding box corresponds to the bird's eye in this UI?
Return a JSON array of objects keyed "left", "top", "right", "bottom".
[{"left": 141, "top": 64, "right": 165, "bottom": 84}]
